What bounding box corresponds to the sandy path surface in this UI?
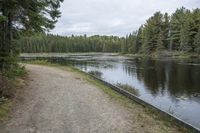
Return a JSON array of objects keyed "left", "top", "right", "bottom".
[{"left": 0, "top": 65, "right": 182, "bottom": 133}]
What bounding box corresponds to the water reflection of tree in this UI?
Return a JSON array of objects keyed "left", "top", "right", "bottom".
[
  {"left": 167, "top": 64, "right": 200, "bottom": 97},
  {"left": 137, "top": 59, "right": 166, "bottom": 96},
  {"left": 123, "top": 58, "right": 200, "bottom": 99}
]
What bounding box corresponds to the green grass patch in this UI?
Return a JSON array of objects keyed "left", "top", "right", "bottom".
[
  {"left": 4, "top": 64, "right": 27, "bottom": 79},
  {"left": 0, "top": 98, "right": 11, "bottom": 121},
  {"left": 22, "top": 60, "right": 50, "bottom": 65}
]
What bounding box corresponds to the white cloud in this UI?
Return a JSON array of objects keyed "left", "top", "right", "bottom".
[
  {"left": 66, "top": 23, "right": 93, "bottom": 32},
  {"left": 51, "top": 0, "right": 200, "bottom": 36}
]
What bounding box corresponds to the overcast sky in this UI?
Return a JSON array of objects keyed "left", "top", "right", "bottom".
[{"left": 50, "top": 0, "right": 200, "bottom": 36}]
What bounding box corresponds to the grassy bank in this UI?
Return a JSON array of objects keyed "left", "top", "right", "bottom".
[
  {"left": 23, "top": 60, "right": 193, "bottom": 133},
  {"left": 0, "top": 65, "right": 27, "bottom": 121}
]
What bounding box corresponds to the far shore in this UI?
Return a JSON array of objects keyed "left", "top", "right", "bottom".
[{"left": 20, "top": 52, "right": 200, "bottom": 61}]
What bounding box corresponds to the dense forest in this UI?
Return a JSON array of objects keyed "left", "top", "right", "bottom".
[
  {"left": 19, "top": 34, "right": 124, "bottom": 53},
  {"left": 19, "top": 7, "right": 200, "bottom": 54}
]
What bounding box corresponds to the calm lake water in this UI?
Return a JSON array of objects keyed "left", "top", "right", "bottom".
[{"left": 21, "top": 53, "right": 200, "bottom": 129}]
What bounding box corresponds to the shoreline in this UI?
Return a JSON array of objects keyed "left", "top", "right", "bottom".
[
  {"left": 20, "top": 52, "right": 200, "bottom": 61},
  {"left": 123, "top": 51, "right": 200, "bottom": 60}
]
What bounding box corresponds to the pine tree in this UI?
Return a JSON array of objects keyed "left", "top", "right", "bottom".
[
  {"left": 141, "top": 12, "right": 164, "bottom": 53},
  {"left": 156, "top": 31, "right": 165, "bottom": 50},
  {"left": 194, "top": 28, "right": 200, "bottom": 53},
  {"left": 163, "top": 13, "right": 170, "bottom": 49},
  {"left": 169, "top": 7, "right": 186, "bottom": 50},
  {"left": 135, "top": 26, "right": 144, "bottom": 53},
  {"left": 0, "top": 0, "right": 63, "bottom": 71},
  {"left": 180, "top": 19, "right": 191, "bottom": 51}
]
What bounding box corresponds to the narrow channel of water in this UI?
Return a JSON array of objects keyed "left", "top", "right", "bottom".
[{"left": 21, "top": 53, "right": 200, "bottom": 129}]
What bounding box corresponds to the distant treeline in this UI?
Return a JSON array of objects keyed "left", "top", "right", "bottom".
[
  {"left": 19, "top": 34, "right": 125, "bottom": 53},
  {"left": 19, "top": 7, "right": 200, "bottom": 54}
]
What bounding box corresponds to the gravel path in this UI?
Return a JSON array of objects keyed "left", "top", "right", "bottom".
[{"left": 0, "top": 65, "right": 183, "bottom": 133}]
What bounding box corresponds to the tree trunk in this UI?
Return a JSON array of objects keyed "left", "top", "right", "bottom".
[
  {"left": 0, "top": 0, "right": 12, "bottom": 71},
  {"left": 8, "top": 12, "right": 12, "bottom": 56}
]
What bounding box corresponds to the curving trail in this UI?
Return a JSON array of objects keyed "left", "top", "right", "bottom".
[{"left": 0, "top": 65, "right": 182, "bottom": 133}]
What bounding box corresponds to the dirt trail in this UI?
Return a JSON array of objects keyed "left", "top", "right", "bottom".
[{"left": 0, "top": 65, "right": 183, "bottom": 133}]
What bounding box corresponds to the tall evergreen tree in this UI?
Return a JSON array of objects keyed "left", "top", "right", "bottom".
[
  {"left": 0, "top": 0, "right": 63, "bottom": 71},
  {"left": 163, "top": 13, "right": 170, "bottom": 49},
  {"left": 169, "top": 7, "right": 186, "bottom": 50},
  {"left": 194, "top": 28, "right": 200, "bottom": 53},
  {"left": 180, "top": 16, "right": 191, "bottom": 51},
  {"left": 135, "top": 26, "right": 143, "bottom": 53}
]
